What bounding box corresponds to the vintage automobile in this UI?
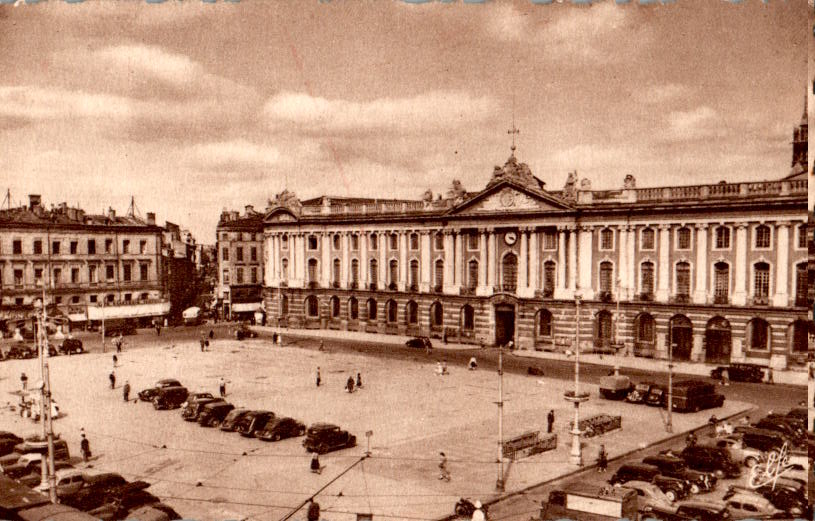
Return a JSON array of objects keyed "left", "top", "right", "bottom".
[
  {"left": 198, "top": 402, "right": 235, "bottom": 427},
  {"left": 698, "top": 435, "right": 765, "bottom": 468},
  {"left": 219, "top": 408, "right": 252, "bottom": 432},
  {"left": 784, "top": 407, "right": 807, "bottom": 424},
  {"left": 6, "top": 438, "right": 70, "bottom": 463},
  {"left": 138, "top": 379, "right": 183, "bottom": 402},
  {"left": 59, "top": 338, "right": 85, "bottom": 355},
  {"left": 626, "top": 381, "right": 658, "bottom": 404},
  {"left": 6, "top": 343, "right": 36, "bottom": 359},
  {"left": 18, "top": 460, "right": 75, "bottom": 488},
  {"left": 607, "top": 463, "right": 689, "bottom": 502},
  {"left": 669, "top": 380, "right": 725, "bottom": 413},
  {"left": 303, "top": 423, "right": 357, "bottom": 455},
  {"left": 671, "top": 499, "right": 732, "bottom": 521},
  {"left": 599, "top": 375, "right": 634, "bottom": 400},
  {"left": 235, "top": 324, "right": 258, "bottom": 340},
  {"left": 63, "top": 474, "right": 149, "bottom": 513},
  {"left": 127, "top": 503, "right": 183, "bottom": 521},
  {"left": 754, "top": 417, "right": 806, "bottom": 446},
  {"left": 642, "top": 455, "right": 716, "bottom": 494},
  {"left": 733, "top": 426, "right": 789, "bottom": 452},
  {"left": 645, "top": 385, "right": 668, "bottom": 407},
  {"left": 236, "top": 410, "right": 275, "bottom": 437},
  {"left": 753, "top": 482, "right": 809, "bottom": 518},
  {"left": 709, "top": 363, "right": 765, "bottom": 383},
  {"left": 674, "top": 445, "right": 741, "bottom": 479},
  {"left": 152, "top": 386, "right": 189, "bottom": 410},
  {"left": 179, "top": 392, "right": 216, "bottom": 411},
  {"left": 1, "top": 449, "right": 70, "bottom": 479},
  {"left": 721, "top": 487, "right": 783, "bottom": 519},
  {"left": 0, "top": 432, "right": 23, "bottom": 457},
  {"left": 256, "top": 417, "right": 306, "bottom": 442},
  {"left": 617, "top": 480, "right": 677, "bottom": 513},
  {"left": 405, "top": 336, "right": 432, "bottom": 350},
  {"left": 181, "top": 397, "right": 225, "bottom": 422}
]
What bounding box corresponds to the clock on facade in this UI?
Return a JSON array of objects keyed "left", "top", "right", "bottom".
[{"left": 504, "top": 232, "right": 517, "bottom": 245}]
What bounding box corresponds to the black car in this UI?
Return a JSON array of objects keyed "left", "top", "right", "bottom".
[
  {"left": 152, "top": 386, "right": 189, "bottom": 410},
  {"left": 236, "top": 410, "right": 275, "bottom": 437},
  {"left": 59, "top": 338, "right": 85, "bottom": 355},
  {"left": 754, "top": 417, "right": 806, "bottom": 446},
  {"left": 198, "top": 402, "right": 235, "bottom": 427},
  {"left": 626, "top": 381, "right": 658, "bottom": 404},
  {"left": 734, "top": 426, "right": 789, "bottom": 452},
  {"left": 784, "top": 407, "right": 807, "bottom": 424},
  {"left": 181, "top": 397, "right": 224, "bottom": 422},
  {"left": 6, "top": 343, "right": 36, "bottom": 359},
  {"left": 256, "top": 417, "right": 306, "bottom": 442},
  {"left": 0, "top": 432, "right": 23, "bottom": 457},
  {"left": 138, "top": 379, "right": 183, "bottom": 402},
  {"left": 405, "top": 336, "right": 432, "bottom": 350},
  {"left": 710, "top": 363, "right": 765, "bottom": 383},
  {"left": 61, "top": 472, "right": 129, "bottom": 511},
  {"left": 645, "top": 385, "right": 668, "bottom": 407},
  {"left": 642, "top": 455, "right": 716, "bottom": 494},
  {"left": 754, "top": 484, "right": 810, "bottom": 518},
  {"left": 104, "top": 320, "right": 137, "bottom": 337},
  {"left": 672, "top": 500, "right": 732, "bottom": 521},
  {"left": 303, "top": 423, "right": 356, "bottom": 455},
  {"left": 235, "top": 324, "right": 257, "bottom": 340},
  {"left": 608, "top": 463, "right": 689, "bottom": 502},
  {"left": 676, "top": 446, "right": 741, "bottom": 479},
  {"left": 219, "top": 408, "right": 251, "bottom": 432}
]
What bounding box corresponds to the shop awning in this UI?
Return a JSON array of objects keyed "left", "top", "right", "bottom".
[
  {"left": 68, "top": 313, "right": 87, "bottom": 323},
  {"left": 87, "top": 301, "right": 170, "bottom": 321},
  {"left": 231, "top": 302, "right": 263, "bottom": 313}
]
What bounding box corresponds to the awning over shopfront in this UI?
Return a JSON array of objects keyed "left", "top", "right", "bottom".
[
  {"left": 87, "top": 301, "right": 170, "bottom": 321},
  {"left": 68, "top": 313, "right": 87, "bottom": 323},
  {"left": 231, "top": 302, "right": 263, "bottom": 313}
]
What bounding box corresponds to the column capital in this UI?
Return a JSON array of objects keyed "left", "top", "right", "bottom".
[
  {"left": 695, "top": 223, "right": 709, "bottom": 231},
  {"left": 775, "top": 221, "right": 791, "bottom": 228},
  {"left": 478, "top": 227, "right": 489, "bottom": 234},
  {"left": 579, "top": 225, "right": 594, "bottom": 233},
  {"left": 657, "top": 224, "right": 671, "bottom": 231},
  {"left": 735, "top": 222, "right": 749, "bottom": 230}
]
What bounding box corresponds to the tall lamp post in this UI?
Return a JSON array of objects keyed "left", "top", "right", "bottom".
[
  {"left": 566, "top": 289, "right": 588, "bottom": 466},
  {"left": 666, "top": 341, "right": 674, "bottom": 433}
]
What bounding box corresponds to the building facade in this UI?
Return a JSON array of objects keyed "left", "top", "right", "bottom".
[
  {"left": 259, "top": 115, "right": 810, "bottom": 370},
  {"left": 0, "top": 195, "right": 168, "bottom": 334},
  {"left": 162, "top": 222, "right": 198, "bottom": 320},
  {"left": 215, "top": 206, "right": 264, "bottom": 320}
]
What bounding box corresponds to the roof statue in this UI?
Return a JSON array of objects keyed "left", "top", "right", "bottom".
[
  {"left": 562, "top": 171, "right": 578, "bottom": 201},
  {"left": 623, "top": 175, "right": 636, "bottom": 189},
  {"left": 486, "top": 153, "right": 544, "bottom": 193},
  {"left": 446, "top": 179, "right": 467, "bottom": 205},
  {"left": 580, "top": 178, "right": 592, "bottom": 190},
  {"left": 268, "top": 189, "right": 302, "bottom": 215},
  {"left": 422, "top": 189, "right": 434, "bottom": 209}
]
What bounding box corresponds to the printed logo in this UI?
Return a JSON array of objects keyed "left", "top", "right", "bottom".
[{"left": 748, "top": 442, "right": 795, "bottom": 490}]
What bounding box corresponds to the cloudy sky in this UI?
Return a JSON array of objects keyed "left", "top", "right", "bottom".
[{"left": 0, "top": 0, "right": 808, "bottom": 240}]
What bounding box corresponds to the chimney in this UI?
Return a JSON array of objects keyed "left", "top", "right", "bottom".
[
  {"left": 146, "top": 212, "right": 156, "bottom": 225},
  {"left": 108, "top": 207, "right": 116, "bottom": 219},
  {"left": 58, "top": 202, "right": 68, "bottom": 213},
  {"left": 29, "top": 194, "right": 41, "bottom": 210},
  {"left": 245, "top": 205, "right": 254, "bottom": 215}
]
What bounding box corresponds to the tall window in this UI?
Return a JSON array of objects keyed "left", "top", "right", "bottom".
[
  {"left": 281, "top": 295, "right": 289, "bottom": 315},
  {"left": 795, "top": 263, "right": 808, "bottom": 306},
  {"left": 306, "top": 296, "right": 319, "bottom": 317},
  {"left": 281, "top": 235, "right": 289, "bottom": 250},
  {"left": 350, "top": 234, "right": 359, "bottom": 250},
  {"left": 434, "top": 259, "right": 444, "bottom": 289},
  {"left": 542, "top": 230, "right": 557, "bottom": 250},
  {"left": 333, "top": 259, "right": 341, "bottom": 285},
  {"left": 236, "top": 267, "right": 243, "bottom": 284},
  {"left": 641, "top": 228, "right": 655, "bottom": 250},
  {"left": 281, "top": 258, "right": 289, "bottom": 280},
  {"left": 13, "top": 240, "right": 21, "bottom": 254},
  {"left": 537, "top": 309, "right": 552, "bottom": 337},
  {"left": 236, "top": 247, "right": 243, "bottom": 262},
  {"left": 468, "top": 260, "right": 478, "bottom": 289},
  {"left": 599, "top": 261, "right": 613, "bottom": 294},
  {"left": 543, "top": 261, "right": 556, "bottom": 296},
  {"left": 797, "top": 224, "right": 807, "bottom": 249},
  {"left": 122, "top": 240, "right": 130, "bottom": 254},
  {"left": 251, "top": 267, "right": 258, "bottom": 284},
  {"left": 746, "top": 318, "right": 769, "bottom": 350},
  {"left": 409, "top": 233, "right": 419, "bottom": 250},
  {"left": 406, "top": 300, "right": 419, "bottom": 324},
  {"left": 640, "top": 261, "right": 654, "bottom": 295},
  {"left": 333, "top": 234, "right": 341, "bottom": 250},
  {"left": 14, "top": 269, "right": 23, "bottom": 286},
  {"left": 676, "top": 227, "right": 691, "bottom": 250},
  {"left": 754, "top": 225, "right": 771, "bottom": 249},
  {"left": 753, "top": 262, "right": 770, "bottom": 300},
  {"left": 140, "top": 264, "right": 148, "bottom": 280},
  {"left": 71, "top": 267, "right": 80, "bottom": 283},
  {"left": 51, "top": 241, "right": 60, "bottom": 255},
  {"left": 106, "top": 264, "right": 115, "bottom": 280},
  {"left": 501, "top": 253, "right": 517, "bottom": 292},
  {"left": 387, "top": 300, "right": 397, "bottom": 323},
  {"left": 434, "top": 233, "right": 444, "bottom": 250},
  {"left": 87, "top": 239, "right": 96, "bottom": 255},
  {"left": 635, "top": 313, "right": 655, "bottom": 344},
  {"left": 468, "top": 234, "right": 479, "bottom": 250},
  {"left": 600, "top": 228, "right": 614, "bottom": 250},
  {"left": 330, "top": 297, "right": 340, "bottom": 319},
  {"left": 596, "top": 311, "right": 612, "bottom": 345},
  {"left": 250, "top": 247, "right": 257, "bottom": 262},
  {"left": 53, "top": 268, "right": 61, "bottom": 285},
  {"left": 715, "top": 226, "right": 730, "bottom": 249},
  {"left": 389, "top": 234, "right": 398, "bottom": 250},
  {"left": 367, "top": 298, "right": 377, "bottom": 320},
  {"left": 139, "top": 240, "right": 146, "bottom": 254},
  {"left": 430, "top": 302, "right": 443, "bottom": 327},
  {"left": 307, "top": 259, "right": 318, "bottom": 284},
  {"left": 307, "top": 235, "right": 318, "bottom": 250},
  {"left": 89, "top": 265, "right": 97, "bottom": 283},
  {"left": 222, "top": 247, "right": 229, "bottom": 261},
  {"left": 461, "top": 305, "right": 474, "bottom": 331},
  {"left": 222, "top": 269, "right": 229, "bottom": 284},
  {"left": 70, "top": 241, "right": 78, "bottom": 254},
  {"left": 33, "top": 240, "right": 42, "bottom": 255},
  {"left": 389, "top": 259, "right": 398, "bottom": 287},
  {"left": 675, "top": 262, "right": 690, "bottom": 297},
  {"left": 351, "top": 259, "right": 359, "bottom": 286},
  {"left": 714, "top": 262, "right": 729, "bottom": 303},
  {"left": 409, "top": 260, "right": 419, "bottom": 288},
  {"left": 348, "top": 297, "right": 358, "bottom": 320},
  {"left": 369, "top": 259, "right": 378, "bottom": 286},
  {"left": 369, "top": 234, "right": 378, "bottom": 250}
]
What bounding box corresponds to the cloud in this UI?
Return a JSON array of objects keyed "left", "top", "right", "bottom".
[
  {"left": 485, "top": 4, "right": 529, "bottom": 42},
  {"left": 0, "top": 86, "right": 139, "bottom": 122},
  {"left": 182, "top": 140, "right": 283, "bottom": 171},
  {"left": 665, "top": 106, "right": 719, "bottom": 140},
  {"left": 92, "top": 45, "right": 202, "bottom": 89},
  {"left": 263, "top": 91, "right": 498, "bottom": 135},
  {"left": 639, "top": 84, "right": 692, "bottom": 105}
]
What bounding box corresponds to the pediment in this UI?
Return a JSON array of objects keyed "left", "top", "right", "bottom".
[
  {"left": 449, "top": 182, "right": 570, "bottom": 215},
  {"left": 263, "top": 207, "right": 298, "bottom": 223}
]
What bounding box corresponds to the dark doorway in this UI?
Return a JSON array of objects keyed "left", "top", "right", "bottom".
[
  {"left": 669, "top": 315, "right": 693, "bottom": 361},
  {"left": 704, "top": 317, "right": 732, "bottom": 364},
  {"left": 495, "top": 305, "right": 515, "bottom": 346}
]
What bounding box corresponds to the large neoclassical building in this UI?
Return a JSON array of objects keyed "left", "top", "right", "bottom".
[{"left": 258, "top": 114, "right": 809, "bottom": 370}]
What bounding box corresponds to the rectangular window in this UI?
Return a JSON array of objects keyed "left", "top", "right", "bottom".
[
  {"left": 641, "top": 228, "right": 655, "bottom": 250},
  {"left": 797, "top": 224, "right": 807, "bottom": 249},
  {"left": 222, "top": 269, "right": 230, "bottom": 284},
  {"left": 351, "top": 235, "right": 359, "bottom": 250},
  {"left": 676, "top": 228, "right": 691, "bottom": 250},
  {"left": 106, "top": 265, "right": 115, "bottom": 280},
  {"left": 70, "top": 241, "right": 78, "bottom": 254},
  {"left": 236, "top": 247, "right": 244, "bottom": 262},
  {"left": 251, "top": 267, "right": 258, "bottom": 284},
  {"left": 753, "top": 265, "right": 770, "bottom": 299},
  {"left": 641, "top": 263, "right": 654, "bottom": 295},
  {"left": 123, "top": 264, "right": 132, "bottom": 282},
  {"left": 89, "top": 265, "right": 97, "bottom": 283},
  {"left": 468, "top": 260, "right": 478, "bottom": 289},
  {"left": 14, "top": 269, "right": 23, "bottom": 286},
  {"left": 71, "top": 268, "right": 79, "bottom": 284},
  {"left": 221, "top": 233, "right": 228, "bottom": 241},
  {"left": 34, "top": 268, "right": 43, "bottom": 285},
  {"left": 754, "top": 226, "right": 771, "bottom": 249},
  {"left": 468, "top": 234, "right": 479, "bottom": 251},
  {"left": 543, "top": 262, "right": 556, "bottom": 294},
  {"left": 105, "top": 239, "right": 113, "bottom": 254},
  {"left": 676, "top": 263, "right": 691, "bottom": 296},
  {"left": 88, "top": 239, "right": 96, "bottom": 255},
  {"left": 71, "top": 296, "right": 80, "bottom": 304},
  {"left": 370, "top": 234, "right": 378, "bottom": 250},
  {"left": 715, "top": 227, "right": 730, "bottom": 249},
  {"left": 222, "top": 247, "right": 229, "bottom": 261},
  {"left": 409, "top": 234, "right": 418, "bottom": 250},
  {"left": 123, "top": 293, "right": 131, "bottom": 302},
  {"left": 13, "top": 240, "right": 22, "bottom": 254},
  {"left": 54, "top": 296, "right": 62, "bottom": 305},
  {"left": 600, "top": 229, "right": 614, "bottom": 251},
  {"left": 308, "top": 235, "right": 318, "bottom": 250},
  {"left": 389, "top": 234, "right": 398, "bottom": 250},
  {"left": 236, "top": 267, "right": 244, "bottom": 284},
  {"left": 795, "top": 264, "right": 807, "bottom": 306},
  {"left": 33, "top": 240, "right": 42, "bottom": 255},
  {"left": 434, "top": 233, "right": 443, "bottom": 250},
  {"left": 51, "top": 241, "right": 60, "bottom": 255},
  {"left": 53, "top": 268, "right": 61, "bottom": 285},
  {"left": 250, "top": 247, "right": 257, "bottom": 262},
  {"left": 599, "top": 262, "right": 613, "bottom": 293},
  {"left": 139, "top": 240, "right": 147, "bottom": 254},
  {"left": 89, "top": 294, "right": 97, "bottom": 303},
  {"left": 122, "top": 239, "right": 130, "bottom": 254},
  {"left": 542, "top": 230, "right": 557, "bottom": 250},
  {"left": 140, "top": 264, "right": 148, "bottom": 281}
]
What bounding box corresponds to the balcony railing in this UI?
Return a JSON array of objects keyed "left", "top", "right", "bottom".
[
  {"left": 713, "top": 294, "right": 728, "bottom": 305},
  {"left": 752, "top": 295, "right": 769, "bottom": 306}
]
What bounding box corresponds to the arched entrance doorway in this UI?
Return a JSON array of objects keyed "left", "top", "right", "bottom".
[
  {"left": 669, "top": 314, "right": 693, "bottom": 361},
  {"left": 704, "top": 316, "right": 731, "bottom": 364},
  {"left": 494, "top": 304, "right": 515, "bottom": 346}
]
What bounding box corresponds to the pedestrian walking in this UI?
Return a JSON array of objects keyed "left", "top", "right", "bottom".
[
  {"left": 438, "top": 452, "right": 451, "bottom": 481},
  {"left": 468, "top": 357, "right": 478, "bottom": 370},
  {"left": 306, "top": 499, "right": 320, "bottom": 521},
  {"left": 112, "top": 354, "right": 118, "bottom": 368},
  {"left": 80, "top": 434, "right": 91, "bottom": 463},
  {"left": 319, "top": 340, "right": 325, "bottom": 352},
  {"left": 109, "top": 371, "right": 116, "bottom": 389},
  {"left": 123, "top": 381, "right": 131, "bottom": 402},
  {"left": 356, "top": 372, "right": 362, "bottom": 389},
  {"left": 115, "top": 333, "right": 123, "bottom": 353},
  {"left": 155, "top": 323, "right": 161, "bottom": 336},
  {"left": 766, "top": 367, "right": 774, "bottom": 385},
  {"left": 200, "top": 335, "right": 207, "bottom": 352},
  {"left": 219, "top": 377, "right": 226, "bottom": 398},
  {"left": 20, "top": 372, "right": 28, "bottom": 391},
  {"left": 346, "top": 376, "right": 355, "bottom": 393},
  {"left": 316, "top": 367, "right": 321, "bottom": 388},
  {"left": 596, "top": 445, "right": 608, "bottom": 472},
  {"left": 310, "top": 453, "right": 322, "bottom": 474},
  {"left": 209, "top": 329, "right": 214, "bottom": 340},
  {"left": 547, "top": 409, "right": 555, "bottom": 434}
]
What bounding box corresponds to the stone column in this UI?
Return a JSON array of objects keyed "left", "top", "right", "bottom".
[
  {"left": 577, "top": 226, "right": 594, "bottom": 299},
  {"left": 379, "top": 231, "right": 387, "bottom": 288},
  {"left": 617, "top": 226, "right": 628, "bottom": 297},
  {"left": 529, "top": 229, "right": 539, "bottom": 292},
  {"left": 453, "top": 231, "right": 463, "bottom": 292},
  {"left": 555, "top": 227, "right": 568, "bottom": 299},
  {"left": 773, "top": 222, "right": 790, "bottom": 307},
  {"left": 567, "top": 227, "right": 577, "bottom": 294},
  {"left": 360, "top": 231, "right": 368, "bottom": 287},
  {"left": 420, "top": 231, "right": 431, "bottom": 292},
  {"left": 732, "top": 224, "right": 748, "bottom": 306},
  {"left": 341, "top": 232, "right": 350, "bottom": 288},
  {"left": 518, "top": 229, "right": 529, "bottom": 295},
  {"left": 487, "top": 230, "right": 497, "bottom": 290},
  {"left": 656, "top": 225, "right": 671, "bottom": 302},
  {"left": 693, "top": 224, "right": 708, "bottom": 304},
  {"left": 477, "top": 228, "right": 489, "bottom": 296},
  {"left": 626, "top": 226, "right": 635, "bottom": 301},
  {"left": 321, "top": 233, "right": 331, "bottom": 287},
  {"left": 267, "top": 234, "right": 277, "bottom": 286},
  {"left": 399, "top": 231, "right": 408, "bottom": 291}
]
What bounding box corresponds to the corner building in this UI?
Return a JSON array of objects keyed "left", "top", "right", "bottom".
[{"left": 262, "top": 125, "right": 809, "bottom": 371}]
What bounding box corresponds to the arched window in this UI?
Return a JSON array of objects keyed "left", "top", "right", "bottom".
[
  {"left": 348, "top": 297, "right": 358, "bottom": 320},
  {"left": 281, "top": 295, "right": 289, "bottom": 316},
  {"left": 307, "top": 258, "right": 318, "bottom": 284},
  {"left": 369, "top": 259, "right": 378, "bottom": 287},
  {"left": 714, "top": 262, "right": 729, "bottom": 303},
  {"left": 634, "top": 313, "right": 655, "bottom": 344},
  {"left": 389, "top": 233, "right": 398, "bottom": 250},
  {"left": 599, "top": 261, "right": 613, "bottom": 294},
  {"left": 409, "top": 260, "right": 419, "bottom": 289},
  {"left": 430, "top": 301, "right": 443, "bottom": 328},
  {"left": 367, "top": 298, "right": 377, "bottom": 321},
  {"left": 753, "top": 262, "right": 770, "bottom": 301},
  {"left": 330, "top": 296, "right": 340, "bottom": 318},
  {"left": 640, "top": 261, "right": 654, "bottom": 296},
  {"left": 434, "top": 259, "right": 444, "bottom": 290},
  {"left": 746, "top": 318, "right": 769, "bottom": 350},
  {"left": 461, "top": 305, "right": 474, "bottom": 331},
  {"left": 369, "top": 233, "right": 378, "bottom": 250},
  {"left": 332, "top": 234, "right": 341, "bottom": 250},
  {"left": 468, "top": 259, "right": 478, "bottom": 289},
  {"left": 596, "top": 310, "right": 613, "bottom": 346},
  {"left": 676, "top": 227, "right": 691, "bottom": 250},
  {"left": 406, "top": 300, "right": 418, "bottom": 325},
  {"left": 537, "top": 309, "right": 552, "bottom": 338},
  {"left": 409, "top": 233, "right": 419, "bottom": 250},
  {"left": 501, "top": 253, "right": 517, "bottom": 292},
  {"left": 389, "top": 259, "right": 398, "bottom": 287},
  {"left": 305, "top": 296, "right": 319, "bottom": 318},
  {"left": 332, "top": 258, "right": 341, "bottom": 286},
  {"left": 386, "top": 299, "right": 397, "bottom": 323},
  {"left": 281, "top": 234, "right": 288, "bottom": 249},
  {"left": 350, "top": 259, "right": 359, "bottom": 286},
  {"left": 281, "top": 258, "right": 289, "bottom": 280},
  {"left": 543, "top": 261, "right": 556, "bottom": 296},
  {"left": 795, "top": 262, "right": 808, "bottom": 306},
  {"left": 675, "top": 261, "right": 690, "bottom": 297}
]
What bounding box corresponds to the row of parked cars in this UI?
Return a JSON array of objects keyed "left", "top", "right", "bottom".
[
  {"left": 0, "top": 431, "right": 179, "bottom": 521},
  {"left": 1, "top": 338, "right": 85, "bottom": 360},
  {"left": 137, "top": 378, "right": 357, "bottom": 454},
  {"left": 600, "top": 376, "right": 726, "bottom": 413}
]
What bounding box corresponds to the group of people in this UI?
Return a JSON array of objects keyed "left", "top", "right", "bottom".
[{"left": 314, "top": 367, "right": 363, "bottom": 393}]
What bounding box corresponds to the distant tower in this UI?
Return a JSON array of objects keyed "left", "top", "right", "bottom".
[{"left": 791, "top": 95, "right": 807, "bottom": 171}]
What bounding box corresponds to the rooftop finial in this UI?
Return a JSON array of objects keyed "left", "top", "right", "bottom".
[{"left": 507, "top": 98, "right": 519, "bottom": 156}]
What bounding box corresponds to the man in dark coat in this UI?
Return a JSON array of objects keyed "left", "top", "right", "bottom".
[
  {"left": 80, "top": 434, "right": 91, "bottom": 463},
  {"left": 547, "top": 410, "right": 555, "bottom": 433},
  {"left": 109, "top": 371, "right": 116, "bottom": 389},
  {"left": 123, "top": 381, "right": 131, "bottom": 402}
]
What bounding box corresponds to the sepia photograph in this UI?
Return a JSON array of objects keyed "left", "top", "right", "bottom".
[{"left": 0, "top": 1, "right": 811, "bottom": 520}]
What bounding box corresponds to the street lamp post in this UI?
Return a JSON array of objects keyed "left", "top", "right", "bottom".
[
  {"left": 666, "top": 341, "right": 674, "bottom": 433},
  {"left": 566, "top": 289, "right": 587, "bottom": 466}
]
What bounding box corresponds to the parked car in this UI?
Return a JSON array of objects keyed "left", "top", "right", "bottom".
[
  {"left": 675, "top": 445, "right": 741, "bottom": 479},
  {"left": 699, "top": 435, "right": 765, "bottom": 468},
  {"left": 784, "top": 407, "right": 807, "bottom": 424},
  {"left": 645, "top": 385, "right": 668, "bottom": 407},
  {"left": 17, "top": 460, "right": 74, "bottom": 488},
  {"left": 60, "top": 472, "right": 129, "bottom": 510},
  {"left": 753, "top": 483, "right": 809, "bottom": 518},
  {"left": 31, "top": 468, "right": 86, "bottom": 498},
  {"left": 219, "top": 408, "right": 251, "bottom": 432},
  {"left": 608, "top": 463, "right": 689, "bottom": 502},
  {"left": 303, "top": 423, "right": 357, "bottom": 455},
  {"left": 669, "top": 380, "right": 725, "bottom": 413},
  {"left": 672, "top": 499, "right": 732, "bottom": 521},
  {"left": 127, "top": 503, "right": 182, "bottom": 521},
  {"left": 6, "top": 438, "right": 70, "bottom": 463},
  {"left": 152, "top": 386, "right": 189, "bottom": 410},
  {"left": 236, "top": 410, "right": 275, "bottom": 437},
  {"left": 138, "top": 379, "right": 183, "bottom": 402},
  {"left": 0, "top": 432, "right": 23, "bottom": 457},
  {"left": 103, "top": 320, "right": 136, "bottom": 337},
  {"left": 87, "top": 487, "right": 160, "bottom": 520},
  {"left": 405, "top": 336, "right": 432, "bottom": 349},
  {"left": 179, "top": 392, "right": 215, "bottom": 410},
  {"left": 642, "top": 455, "right": 716, "bottom": 494},
  {"left": 722, "top": 487, "right": 783, "bottom": 519},
  {"left": 754, "top": 417, "right": 806, "bottom": 446},
  {"left": 599, "top": 375, "right": 634, "bottom": 400},
  {"left": 733, "top": 426, "right": 788, "bottom": 452},
  {"left": 198, "top": 402, "right": 235, "bottom": 428},
  {"left": 182, "top": 397, "right": 226, "bottom": 422},
  {"left": 256, "top": 417, "right": 306, "bottom": 442},
  {"left": 235, "top": 324, "right": 257, "bottom": 340},
  {"left": 6, "top": 343, "right": 36, "bottom": 359},
  {"left": 626, "top": 381, "right": 656, "bottom": 404},
  {"left": 710, "top": 363, "right": 765, "bottom": 383},
  {"left": 618, "top": 480, "right": 677, "bottom": 513},
  {"left": 59, "top": 338, "right": 84, "bottom": 355}
]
